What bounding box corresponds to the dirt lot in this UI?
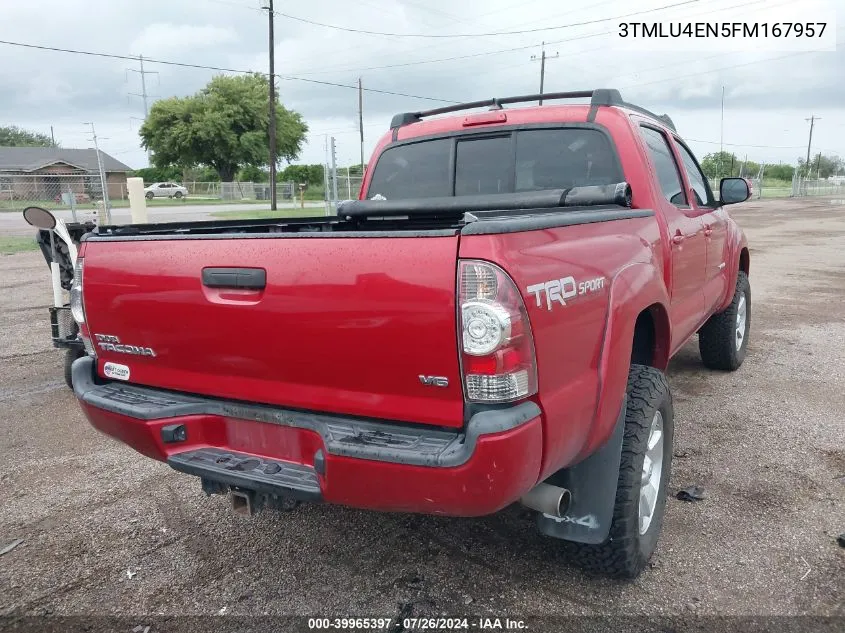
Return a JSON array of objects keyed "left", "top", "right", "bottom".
[{"left": 0, "top": 198, "right": 843, "bottom": 630}]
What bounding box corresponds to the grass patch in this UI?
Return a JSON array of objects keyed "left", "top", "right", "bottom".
[
  {"left": 0, "top": 236, "right": 38, "bottom": 254},
  {"left": 211, "top": 207, "right": 330, "bottom": 220},
  {"left": 760, "top": 188, "right": 793, "bottom": 198}
]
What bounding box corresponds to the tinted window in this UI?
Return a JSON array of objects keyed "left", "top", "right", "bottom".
[
  {"left": 455, "top": 136, "right": 511, "bottom": 196},
  {"left": 640, "top": 126, "right": 686, "bottom": 206},
  {"left": 515, "top": 129, "right": 622, "bottom": 191},
  {"left": 675, "top": 141, "right": 714, "bottom": 206},
  {"left": 366, "top": 128, "right": 622, "bottom": 200},
  {"left": 366, "top": 138, "right": 451, "bottom": 199}
]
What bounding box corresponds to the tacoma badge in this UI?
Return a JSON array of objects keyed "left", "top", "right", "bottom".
[{"left": 94, "top": 334, "right": 156, "bottom": 357}]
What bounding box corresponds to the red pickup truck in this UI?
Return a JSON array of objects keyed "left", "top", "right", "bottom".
[{"left": 70, "top": 89, "right": 750, "bottom": 578}]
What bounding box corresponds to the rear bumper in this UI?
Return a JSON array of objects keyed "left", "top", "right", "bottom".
[{"left": 73, "top": 358, "right": 543, "bottom": 516}]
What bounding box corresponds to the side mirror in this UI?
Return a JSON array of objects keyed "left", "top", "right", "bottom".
[
  {"left": 720, "top": 178, "right": 750, "bottom": 205},
  {"left": 22, "top": 206, "right": 57, "bottom": 230}
]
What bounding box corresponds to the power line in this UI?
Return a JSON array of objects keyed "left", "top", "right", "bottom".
[
  {"left": 268, "top": 0, "right": 700, "bottom": 39},
  {"left": 276, "top": 0, "right": 772, "bottom": 77},
  {"left": 0, "top": 39, "right": 458, "bottom": 104},
  {"left": 618, "top": 49, "right": 823, "bottom": 92},
  {"left": 686, "top": 138, "right": 807, "bottom": 149},
  {"left": 292, "top": 31, "right": 607, "bottom": 77},
  {"left": 238, "top": 0, "right": 621, "bottom": 75}
]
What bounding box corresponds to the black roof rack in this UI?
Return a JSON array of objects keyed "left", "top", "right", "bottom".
[{"left": 389, "top": 88, "right": 676, "bottom": 132}]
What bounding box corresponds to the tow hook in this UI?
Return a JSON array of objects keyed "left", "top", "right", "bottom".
[{"left": 520, "top": 483, "right": 572, "bottom": 518}]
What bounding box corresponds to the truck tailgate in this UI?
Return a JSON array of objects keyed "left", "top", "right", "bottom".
[{"left": 81, "top": 236, "right": 464, "bottom": 428}]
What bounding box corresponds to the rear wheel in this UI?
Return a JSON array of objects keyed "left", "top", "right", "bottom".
[
  {"left": 563, "top": 364, "right": 673, "bottom": 578},
  {"left": 145, "top": 191, "right": 154, "bottom": 200},
  {"left": 699, "top": 271, "right": 750, "bottom": 370}
]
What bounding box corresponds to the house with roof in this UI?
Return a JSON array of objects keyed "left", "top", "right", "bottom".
[{"left": 0, "top": 146, "right": 132, "bottom": 202}]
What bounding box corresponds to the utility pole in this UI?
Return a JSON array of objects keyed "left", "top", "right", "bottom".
[
  {"left": 815, "top": 152, "right": 822, "bottom": 180},
  {"left": 50, "top": 126, "right": 56, "bottom": 147},
  {"left": 358, "top": 77, "right": 365, "bottom": 175},
  {"left": 531, "top": 42, "right": 559, "bottom": 105},
  {"left": 346, "top": 166, "right": 352, "bottom": 199},
  {"left": 805, "top": 115, "right": 819, "bottom": 176},
  {"left": 263, "top": 0, "right": 278, "bottom": 210},
  {"left": 330, "top": 137, "right": 339, "bottom": 205},
  {"left": 719, "top": 86, "right": 725, "bottom": 178},
  {"left": 323, "top": 135, "right": 330, "bottom": 216},
  {"left": 128, "top": 54, "right": 158, "bottom": 163},
  {"left": 85, "top": 122, "right": 111, "bottom": 223}
]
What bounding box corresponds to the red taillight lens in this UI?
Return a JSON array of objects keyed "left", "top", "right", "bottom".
[{"left": 458, "top": 260, "right": 537, "bottom": 403}]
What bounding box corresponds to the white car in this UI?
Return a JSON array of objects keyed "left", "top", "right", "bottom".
[{"left": 144, "top": 182, "right": 188, "bottom": 200}]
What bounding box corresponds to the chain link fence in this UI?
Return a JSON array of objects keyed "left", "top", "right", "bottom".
[
  {"left": 0, "top": 172, "right": 112, "bottom": 220},
  {"left": 709, "top": 176, "right": 799, "bottom": 200},
  {"left": 791, "top": 176, "right": 845, "bottom": 198}
]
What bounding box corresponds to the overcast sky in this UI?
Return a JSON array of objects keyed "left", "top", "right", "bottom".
[{"left": 1, "top": 0, "right": 842, "bottom": 172}]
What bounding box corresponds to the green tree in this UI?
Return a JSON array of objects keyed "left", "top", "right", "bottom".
[
  {"left": 139, "top": 74, "right": 308, "bottom": 181},
  {"left": 280, "top": 164, "right": 324, "bottom": 186},
  {"left": 700, "top": 151, "right": 738, "bottom": 179},
  {"left": 738, "top": 160, "right": 760, "bottom": 178},
  {"left": 184, "top": 166, "right": 221, "bottom": 182},
  {"left": 798, "top": 154, "right": 844, "bottom": 178},
  {"left": 765, "top": 164, "right": 795, "bottom": 181},
  {"left": 131, "top": 166, "right": 182, "bottom": 183},
  {"left": 0, "top": 125, "right": 55, "bottom": 147},
  {"left": 238, "top": 165, "right": 269, "bottom": 182}
]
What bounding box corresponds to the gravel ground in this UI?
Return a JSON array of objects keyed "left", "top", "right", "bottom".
[{"left": 0, "top": 197, "right": 842, "bottom": 631}]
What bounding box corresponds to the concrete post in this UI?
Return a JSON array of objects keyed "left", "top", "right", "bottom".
[{"left": 127, "top": 177, "right": 148, "bottom": 224}]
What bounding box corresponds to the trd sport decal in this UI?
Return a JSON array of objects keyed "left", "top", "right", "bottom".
[{"left": 526, "top": 276, "right": 606, "bottom": 310}]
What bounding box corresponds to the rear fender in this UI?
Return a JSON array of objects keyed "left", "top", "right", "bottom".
[
  {"left": 576, "top": 262, "right": 670, "bottom": 464},
  {"left": 538, "top": 263, "right": 668, "bottom": 543}
]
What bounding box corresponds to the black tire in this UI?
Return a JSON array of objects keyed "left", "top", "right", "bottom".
[
  {"left": 64, "top": 348, "right": 85, "bottom": 390},
  {"left": 699, "top": 271, "right": 750, "bottom": 371},
  {"left": 563, "top": 364, "right": 674, "bottom": 578},
  {"left": 174, "top": 191, "right": 183, "bottom": 199},
  {"left": 145, "top": 191, "right": 154, "bottom": 200}
]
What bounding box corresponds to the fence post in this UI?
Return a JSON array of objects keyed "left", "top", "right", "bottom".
[{"left": 66, "top": 184, "right": 78, "bottom": 222}]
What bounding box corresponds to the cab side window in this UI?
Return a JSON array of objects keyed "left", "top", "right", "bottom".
[
  {"left": 674, "top": 140, "right": 715, "bottom": 207},
  {"left": 640, "top": 126, "right": 687, "bottom": 207}
]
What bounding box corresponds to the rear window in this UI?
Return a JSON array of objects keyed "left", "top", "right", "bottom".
[
  {"left": 366, "top": 128, "right": 621, "bottom": 200},
  {"left": 366, "top": 138, "right": 451, "bottom": 199}
]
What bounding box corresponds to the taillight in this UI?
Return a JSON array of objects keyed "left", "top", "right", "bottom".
[
  {"left": 70, "top": 258, "right": 85, "bottom": 323},
  {"left": 458, "top": 260, "right": 537, "bottom": 403},
  {"left": 70, "top": 258, "right": 95, "bottom": 357}
]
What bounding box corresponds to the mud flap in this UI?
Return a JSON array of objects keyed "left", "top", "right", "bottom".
[{"left": 536, "top": 395, "right": 626, "bottom": 544}]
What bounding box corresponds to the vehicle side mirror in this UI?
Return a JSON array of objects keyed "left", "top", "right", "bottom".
[
  {"left": 22, "top": 206, "right": 57, "bottom": 230},
  {"left": 720, "top": 178, "right": 750, "bottom": 205}
]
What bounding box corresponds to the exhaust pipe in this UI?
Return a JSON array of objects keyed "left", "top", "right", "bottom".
[
  {"left": 521, "top": 483, "right": 571, "bottom": 518},
  {"left": 231, "top": 490, "right": 255, "bottom": 516}
]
